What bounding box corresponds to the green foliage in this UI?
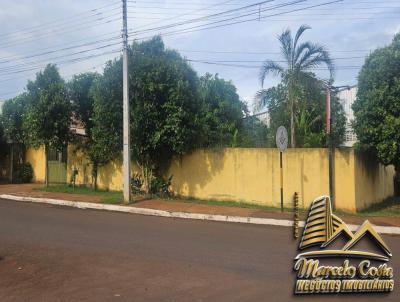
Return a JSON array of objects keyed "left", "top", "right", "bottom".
[
  {"left": 257, "top": 25, "right": 334, "bottom": 147},
  {"left": 67, "top": 72, "right": 99, "bottom": 138},
  {"left": 237, "top": 117, "right": 269, "bottom": 147},
  {"left": 131, "top": 173, "right": 143, "bottom": 194},
  {"left": 256, "top": 79, "right": 345, "bottom": 147},
  {"left": 1, "top": 93, "right": 28, "bottom": 144},
  {"left": 353, "top": 33, "right": 400, "bottom": 173},
  {"left": 330, "top": 92, "right": 346, "bottom": 147},
  {"left": 129, "top": 37, "right": 202, "bottom": 172},
  {"left": 0, "top": 118, "right": 3, "bottom": 141},
  {"left": 130, "top": 173, "right": 172, "bottom": 197},
  {"left": 86, "top": 37, "right": 257, "bottom": 192},
  {"left": 0, "top": 115, "right": 4, "bottom": 141},
  {"left": 150, "top": 175, "right": 172, "bottom": 196},
  {"left": 91, "top": 36, "right": 204, "bottom": 192},
  {"left": 23, "top": 64, "right": 72, "bottom": 151},
  {"left": 255, "top": 84, "right": 289, "bottom": 145},
  {"left": 0, "top": 119, "right": 6, "bottom": 157},
  {"left": 199, "top": 73, "right": 246, "bottom": 147},
  {"left": 90, "top": 60, "right": 124, "bottom": 162},
  {"left": 67, "top": 72, "right": 102, "bottom": 188},
  {"left": 13, "top": 162, "right": 33, "bottom": 183}
]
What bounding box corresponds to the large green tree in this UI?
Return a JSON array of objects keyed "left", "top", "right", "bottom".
[
  {"left": 353, "top": 33, "right": 400, "bottom": 193},
  {"left": 199, "top": 73, "right": 247, "bottom": 147},
  {"left": 0, "top": 115, "right": 7, "bottom": 158},
  {"left": 130, "top": 37, "right": 202, "bottom": 188},
  {"left": 91, "top": 37, "right": 255, "bottom": 192},
  {"left": 67, "top": 72, "right": 101, "bottom": 188},
  {"left": 23, "top": 64, "right": 72, "bottom": 186},
  {"left": 1, "top": 94, "right": 28, "bottom": 144},
  {"left": 90, "top": 62, "right": 124, "bottom": 189},
  {"left": 258, "top": 25, "right": 334, "bottom": 148},
  {"left": 1, "top": 93, "right": 29, "bottom": 181},
  {"left": 68, "top": 72, "right": 99, "bottom": 138},
  {"left": 91, "top": 37, "right": 204, "bottom": 192}
]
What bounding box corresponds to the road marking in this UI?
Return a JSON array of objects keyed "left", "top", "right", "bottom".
[{"left": 1, "top": 194, "right": 400, "bottom": 235}]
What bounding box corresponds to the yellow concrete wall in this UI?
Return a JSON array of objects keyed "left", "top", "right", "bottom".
[
  {"left": 25, "top": 147, "right": 46, "bottom": 183},
  {"left": 27, "top": 146, "right": 395, "bottom": 212},
  {"left": 66, "top": 146, "right": 92, "bottom": 188},
  {"left": 168, "top": 148, "right": 334, "bottom": 209},
  {"left": 354, "top": 151, "right": 395, "bottom": 210},
  {"left": 66, "top": 145, "right": 138, "bottom": 191},
  {"left": 281, "top": 149, "right": 331, "bottom": 209},
  {"left": 333, "top": 149, "right": 357, "bottom": 212},
  {"left": 168, "top": 148, "right": 394, "bottom": 212},
  {"left": 169, "top": 148, "right": 335, "bottom": 210}
]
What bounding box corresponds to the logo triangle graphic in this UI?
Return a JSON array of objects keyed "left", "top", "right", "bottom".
[{"left": 296, "top": 196, "right": 392, "bottom": 262}]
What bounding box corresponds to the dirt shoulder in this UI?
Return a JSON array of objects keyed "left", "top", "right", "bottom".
[{"left": 0, "top": 183, "right": 103, "bottom": 203}]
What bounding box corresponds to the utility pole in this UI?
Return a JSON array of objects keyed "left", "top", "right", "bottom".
[
  {"left": 326, "top": 87, "right": 334, "bottom": 210},
  {"left": 122, "top": 0, "right": 131, "bottom": 204},
  {"left": 322, "top": 84, "right": 351, "bottom": 210},
  {"left": 326, "top": 87, "right": 331, "bottom": 136}
]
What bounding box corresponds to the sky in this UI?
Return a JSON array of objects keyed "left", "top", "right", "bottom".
[{"left": 0, "top": 0, "right": 399, "bottom": 111}]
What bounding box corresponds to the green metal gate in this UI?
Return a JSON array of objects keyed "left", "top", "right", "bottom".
[{"left": 48, "top": 147, "right": 67, "bottom": 184}]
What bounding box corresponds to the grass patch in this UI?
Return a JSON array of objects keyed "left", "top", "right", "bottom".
[
  {"left": 36, "top": 185, "right": 123, "bottom": 205},
  {"left": 358, "top": 196, "right": 400, "bottom": 217},
  {"left": 162, "top": 197, "right": 305, "bottom": 213},
  {"left": 332, "top": 196, "right": 400, "bottom": 218},
  {"left": 163, "top": 196, "right": 400, "bottom": 218},
  {"left": 36, "top": 185, "right": 400, "bottom": 217}
]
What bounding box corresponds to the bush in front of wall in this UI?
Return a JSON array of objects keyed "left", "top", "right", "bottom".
[
  {"left": 130, "top": 174, "right": 172, "bottom": 197},
  {"left": 150, "top": 175, "right": 172, "bottom": 197},
  {"left": 13, "top": 163, "right": 33, "bottom": 183}
]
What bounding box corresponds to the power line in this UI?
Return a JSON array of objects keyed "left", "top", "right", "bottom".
[
  {"left": 128, "top": 0, "right": 243, "bottom": 5},
  {"left": 184, "top": 56, "right": 366, "bottom": 63},
  {"left": 128, "top": 0, "right": 400, "bottom": 40},
  {"left": 176, "top": 49, "right": 372, "bottom": 54},
  {"left": 0, "top": 49, "right": 121, "bottom": 78},
  {"left": 0, "top": 62, "right": 108, "bottom": 99},
  {"left": 0, "top": 42, "right": 121, "bottom": 73},
  {"left": 131, "top": 0, "right": 238, "bottom": 31},
  {"left": 129, "top": 0, "right": 283, "bottom": 34},
  {"left": 0, "top": 35, "right": 121, "bottom": 64},
  {"left": 0, "top": 1, "right": 121, "bottom": 39},
  {"left": 128, "top": 9, "right": 400, "bottom": 17},
  {"left": 0, "top": 13, "right": 121, "bottom": 49},
  {"left": 252, "top": 16, "right": 400, "bottom": 21},
  {"left": 130, "top": 0, "right": 342, "bottom": 40},
  {"left": 128, "top": 3, "right": 400, "bottom": 10},
  {"left": 186, "top": 58, "right": 362, "bottom": 70}
]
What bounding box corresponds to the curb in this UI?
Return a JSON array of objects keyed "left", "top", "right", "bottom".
[{"left": 1, "top": 194, "right": 400, "bottom": 235}]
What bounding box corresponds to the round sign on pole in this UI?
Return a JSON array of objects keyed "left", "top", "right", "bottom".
[{"left": 276, "top": 126, "right": 288, "bottom": 152}]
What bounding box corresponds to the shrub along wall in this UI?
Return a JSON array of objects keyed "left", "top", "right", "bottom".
[{"left": 25, "top": 146, "right": 395, "bottom": 212}]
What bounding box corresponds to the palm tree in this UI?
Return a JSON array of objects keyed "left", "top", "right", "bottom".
[{"left": 257, "top": 25, "right": 334, "bottom": 148}]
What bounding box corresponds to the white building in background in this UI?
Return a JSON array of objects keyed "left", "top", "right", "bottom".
[
  {"left": 253, "top": 110, "right": 269, "bottom": 126},
  {"left": 337, "top": 85, "right": 358, "bottom": 147}
]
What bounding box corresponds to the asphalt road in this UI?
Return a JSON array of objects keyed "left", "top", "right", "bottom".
[{"left": 0, "top": 198, "right": 399, "bottom": 302}]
